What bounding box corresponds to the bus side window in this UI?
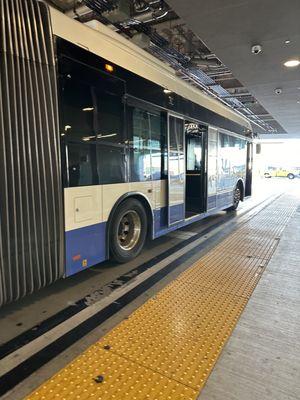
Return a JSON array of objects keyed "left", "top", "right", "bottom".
[
  {"left": 128, "top": 106, "right": 165, "bottom": 182},
  {"left": 150, "top": 111, "right": 166, "bottom": 180},
  {"left": 130, "top": 107, "right": 151, "bottom": 181},
  {"left": 97, "top": 144, "right": 125, "bottom": 184},
  {"left": 59, "top": 56, "right": 126, "bottom": 186},
  {"left": 94, "top": 82, "right": 124, "bottom": 145},
  {"left": 60, "top": 75, "right": 96, "bottom": 143},
  {"left": 94, "top": 75, "right": 127, "bottom": 185},
  {"left": 59, "top": 58, "right": 99, "bottom": 187},
  {"left": 68, "top": 143, "right": 98, "bottom": 187},
  {"left": 219, "top": 133, "right": 231, "bottom": 175}
]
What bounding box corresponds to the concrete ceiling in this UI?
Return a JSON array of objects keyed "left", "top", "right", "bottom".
[{"left": 166, "top": 0, "right": 300, "bottom": 137}]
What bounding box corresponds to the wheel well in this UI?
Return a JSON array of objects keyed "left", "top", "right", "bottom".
[
  {"left": 131, "top": 195, "right": 153, "bottom": 237},
  {"left": 105, "top": 193, "right": 153, "bottom": 258},
  {"left": 237, "top": 180, "right": 245, "bottom": 201}
]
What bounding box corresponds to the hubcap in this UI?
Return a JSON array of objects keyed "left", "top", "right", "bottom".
[{"left": 117, "top": 210, "right": 141, "bottom": 251}]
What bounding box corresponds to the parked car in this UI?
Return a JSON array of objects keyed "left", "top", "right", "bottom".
[{"left": 264, "top": 167, "right": 300, "bottom": 179}]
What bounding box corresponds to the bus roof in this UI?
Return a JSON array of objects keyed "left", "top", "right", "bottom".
[{"left": 49, "top": 6, "right": 252, "bottom": 132}]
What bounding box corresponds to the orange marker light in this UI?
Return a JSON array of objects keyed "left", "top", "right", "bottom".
[{"left": 105, "top": 63, "right": 114, "bottom": 73}]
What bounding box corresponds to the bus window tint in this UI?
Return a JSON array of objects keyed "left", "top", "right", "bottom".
[
  {"left": 129, "top": 107, "right": 165, "bottom": 182},
  {"left": 218, "top": 132, "right": 246, "bottom": 190},
  {"left": 61, "top": 78, "right": 95, "bottom": 142},
  {"left": 68, "top": 143, "right": 98, "bottom": 187},
  {"left": 94, "top": 77, "right": 126, "bottom": 184},
  {"left": 130, "top": 108, "right": 151, "bottom": 181},
  {"left": 95, "top": 82, "right": 124, "bottom": 144},
  {"left": 97, "top": 145, "right": 125, "bottom": 184},
  {"left": 149, "top": 113, "right": 162, "bottom": 179}
]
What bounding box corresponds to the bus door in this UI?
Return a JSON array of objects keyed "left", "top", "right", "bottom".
[
  {"left": 245, "top": 141, "right": 253, "bottom": 196},
  {"left": 207, "top": 127, "right": 218, "bottom": 210},
  {"left": 168, "top": 115, "right": 185, "bottom": 225},
  {"left": 185, "top": 122, "right": 207, "bottom": 218}
]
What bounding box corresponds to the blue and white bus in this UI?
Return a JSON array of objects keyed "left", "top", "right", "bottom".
[{"left": 0, "top": 0, "right": 253, "bottom": 305}]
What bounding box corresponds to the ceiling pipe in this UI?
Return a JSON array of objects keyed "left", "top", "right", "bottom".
[
  {"left": 223, "top": 93, "right": 254, "bottom": 98},
  {"left": 48, "top": 0, "right": 76, "bottom": 10},
  {"left": 66, "top": 4, "right": 91, "bottom": 18},
  {"left": 175, "top": 69, "right": 269, "bottom": 132},
  {"left": 66, "top": 0, "right": 169, "bottom": 24},
  {"left": 64, "top": 1, "right": 275, "bottom": 134},
  {"left": 207, "top": 71, "right": 233, "bottom": 77}
]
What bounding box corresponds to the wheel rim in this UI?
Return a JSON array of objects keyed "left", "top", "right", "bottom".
[
  {"left": 233, "top": 188, "right": 241, "bottom": 206},
  {"left": 117, "top": 210, "right": 141, "bottom": 251}
]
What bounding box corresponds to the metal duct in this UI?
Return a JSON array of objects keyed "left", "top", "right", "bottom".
[
  {"left": 150, "top": 45, "right": 275, "bottom": 132},
  {"left": 84, "top": 0, "right": 118, "bottom": 14},
  {"left": 47, "top": 0, "right": 76, "bottom": 10},
  {"left": 0, "top": 0, "right": 64, "bottom": 305}
]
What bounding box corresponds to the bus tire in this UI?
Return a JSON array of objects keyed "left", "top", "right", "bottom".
[
  {"left": 226, "top": 186, "right": 241, "bottom": 211},
  {"left": 109, "top": 198, "right": 147, "bottom": 263},
  {"left": 287, "top": 173, "right": 295, "bottom": 180}
]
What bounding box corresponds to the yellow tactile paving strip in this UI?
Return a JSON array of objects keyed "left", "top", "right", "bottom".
[
  {"left": 27, "top": 197, "right": 297, "bottom": 400},
  {"left": 33, "top": 347, "right": 198, "bottom": 400},
  {"left": 101, "top": 286, "right": 248, "bottom": 390}
]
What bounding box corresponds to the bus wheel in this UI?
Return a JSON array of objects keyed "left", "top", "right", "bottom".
[
  {"left": 226, "top": 186, "right": 241, "bottom": 211},
  {"left": 287, "top": 173, "right": 295, "bottom": 180},
  {"left": 110, "top": 199, "right": 147, "bottom": 263}
]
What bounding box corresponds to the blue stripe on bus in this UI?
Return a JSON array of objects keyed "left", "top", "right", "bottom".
[
  {"left": 154, "top": 206, "right": 168, "bottom": 234},
  {"left": 169, "top": 203, "right": 185, "bottom": 225},
  {"left": 65, "top": 222, "right": 107, "bottom": 277},
  {"left": 208, "top": 191, "right": 233, "bottom": 210},
  {"left": 207, "top": 194, "right": 217, "bottom": 210},
  {"left": 153, "top": 204, "right": 184, "bottom": 235},
  {"left": 154, "top": 191, "right": 234, "bottom": 237},
  {"left": 217, "top": 191, "right": 233, "bottom": 207},
  {"left": 65, "top": 191, "right": 234, "bottom": 276}
]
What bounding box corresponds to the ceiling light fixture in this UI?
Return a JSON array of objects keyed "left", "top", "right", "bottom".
[
  {"left": 284, "top": 40, "right": 291, "bottom": 44},
  {"left": 284, "top": 59, "right": 300, "bottom": 67},
  {"left": 82, "top": 107, "right": 94, "bottom": 112},
  {"left": 163, "top": 88, "right": 172, "bottom": 94}
]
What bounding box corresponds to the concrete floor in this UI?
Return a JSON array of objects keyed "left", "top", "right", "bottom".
[{"left": 199, "top": 193, "right": 300, "bottom": 400}]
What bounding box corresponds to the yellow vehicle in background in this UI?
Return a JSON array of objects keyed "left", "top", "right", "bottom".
[{"left": 264, "top": 167, "right": 300, "bottom": 180}]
